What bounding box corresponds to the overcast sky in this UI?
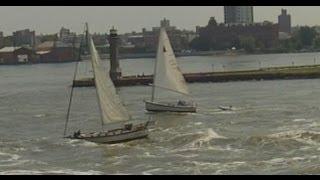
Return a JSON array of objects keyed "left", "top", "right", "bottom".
[{"left": 0, "top": 6, "right": 319, "bottom": 35}]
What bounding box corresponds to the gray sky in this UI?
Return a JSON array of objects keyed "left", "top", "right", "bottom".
[{"left": 0, "top": 6, "right": 319, "bottom": 35}]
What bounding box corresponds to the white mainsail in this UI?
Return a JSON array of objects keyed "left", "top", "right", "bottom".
[
  {"left": 88, "top": 36, "right": 130, "bottom": 124},
  {"left": 153, "top": 28, "right": 189, "bottom": 98}
]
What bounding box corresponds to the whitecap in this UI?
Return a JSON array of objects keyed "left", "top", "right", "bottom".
[
  {"left": 0, "top": 152, "right": 20, "bottom": 162},
  {"left": 267, "top": 130, "right": 320, "bottom": 145},
  {"left": 31, "top": 147, "right": 44, "bottom": 152},
  {"left": 194, "top": 122, "right": 203, "bottom": 126},
  {"left": 291, "top": 157, "right": 305, "bottom": 161},
  {"left": 142, "top": 168, "right": 163, "bottom": 175},
  {"left": 170, "top": 128, "right": 227, "bottom": 152},
  {"left": 262, "top": 158, "right": 286, "bottom": 165},
  {"left": 143, "top": 152, "right": 158, "bottom": 158},
  {"left": 292, "top": 118, "right": 308, "bottom": 122},
  {"left": 33, "top": 114, "right": 46, "bottom": 118},
  {"left": 0, "top": 152, "right": 30, "bottom": 167},
  {"left": 63, "top": 139, "right": 99, "bottom": 147},
  {"left": 230, "top": 161, "right": 246, "bottom": 165},
  {"left": 0, "top": 169, "right": 103, "bottom": 175},
  {"left": 174, "top": 154, "right": 199, "bottom": 158},
  {"left": 81, "top": 141, "right": 99, "bottom": 147}
]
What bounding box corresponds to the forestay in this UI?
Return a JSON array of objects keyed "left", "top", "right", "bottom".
[
  {"left": 88, "top": 36, "right": 130, "bottom": 124},
  {"left": 153, "top": 28, "right": 189, "bottom": 97}
]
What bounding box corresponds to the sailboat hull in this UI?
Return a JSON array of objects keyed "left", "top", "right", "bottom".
[
  {"left": 145, "top": 101, "right": 197, "bottom": 113},
  {"left": 68, "top": 122, "right": 150, "bottom": 144},
  {"left": 80, "top": 129, "right": 149, "bottom": 144}
]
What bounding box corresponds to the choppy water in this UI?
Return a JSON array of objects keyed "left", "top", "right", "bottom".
[{"left": 1, "top": 53, "right": 320, "bottom": 175}]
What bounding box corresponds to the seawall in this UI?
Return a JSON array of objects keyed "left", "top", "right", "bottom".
[{"left": 73, "top": 65, "right": 320, "bottom": 87}]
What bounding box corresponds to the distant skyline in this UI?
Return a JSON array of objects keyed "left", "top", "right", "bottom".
[{"left": 0, "top": 6, "right": 319, "bottom": 35}]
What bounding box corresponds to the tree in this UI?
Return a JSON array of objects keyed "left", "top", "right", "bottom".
[
  {"left": 208, "top": 17, "right": 218, "bottom": 27},
  {"left": 3, "top": 36, "right": 13, "bottom": 47},
  {"left": 312, "top": 36, "right": 320, "bottom": 49},
  {"left": 190, "top": 37, "right": 211, "bottom": 51},
  {"left": 239, "top": 36, "right": 256, "bottom": 53},
  {"left": 40, "top": 34, "right": 58, "bottom": 43},
  {"left": 297, "top": 26, "right": 317, "bottom": 47},
  {"left": 255, "top": 40, "right": 265, "bottom": 50}
]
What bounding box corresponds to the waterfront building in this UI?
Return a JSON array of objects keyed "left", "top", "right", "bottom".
[
  {"left": 36, "top": 41, "right": 75, "bottom": 63},
  {"left": 278, "top": 9, "right": 291, "bottom": 34},
  {"left": 0, "top": 46, "right": 35, "bottom": 64},
  {"left": 224, "top": 6, "right": 254, "bottom": 25},
  {"left": 123, "top": 18, "right": 196, "bottom": 52},
  {"left": 59, "top": 27, "right": 77, "bottom": 44},
  {"left": 195, "top": 17, "right": 278, "bottom": 50},
  {"left": 0, "top": 32, "right": 4, "bottom": 48},
  {"left": 12, "top": 29, "right": 36, "bottom": 49}
]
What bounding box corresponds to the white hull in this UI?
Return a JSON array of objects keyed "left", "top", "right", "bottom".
[
  {"left": 218, "top": 106, "right": 234, "bottom": 111},
  {"left": 145, "top": 101, "right": 196, "bottom": 113}
]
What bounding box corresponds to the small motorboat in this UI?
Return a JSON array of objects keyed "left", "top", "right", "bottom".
[{"left": 218, "top": 105, "right": 234, "bottom": 111}]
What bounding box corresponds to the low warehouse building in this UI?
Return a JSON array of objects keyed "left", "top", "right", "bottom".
[{"left": 0, "top": 47, "right": 36, "bottom": 64}]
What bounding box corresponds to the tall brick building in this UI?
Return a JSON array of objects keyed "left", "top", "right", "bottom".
[
  {"left": 278, "top": 9, "right": 291, "bottom": 34},
  {"left": 194, "top": 17, "right": 279, "bottom": 50}
]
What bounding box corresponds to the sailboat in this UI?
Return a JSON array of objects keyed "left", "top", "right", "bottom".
[
  {"left": 144, "top": 28, "right": 197, "bottom": 113},
  {"left": 64, "top": 24, "right": 150, "bottom": 144}
]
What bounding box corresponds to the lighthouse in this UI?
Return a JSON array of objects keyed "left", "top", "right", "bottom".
[{"left": 109, "top": 27, "right": 121, "bottom": 81}]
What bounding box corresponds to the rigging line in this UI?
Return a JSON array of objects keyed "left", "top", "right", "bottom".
[
  {"left": 63, "top": 24, "right": 86, "bottom": 137},
  {"left": 148, "top": 83, "right": 192, "bottom": 97},
  {"left": 151, "top": 29, "right": 161, "bottom": 102}
]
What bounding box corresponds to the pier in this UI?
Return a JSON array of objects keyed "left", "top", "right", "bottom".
[{"left": 73, "top": 64, "right": 320, "bottom": 87}]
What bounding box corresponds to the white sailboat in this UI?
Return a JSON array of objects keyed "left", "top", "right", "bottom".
[
  {"left": 145, "top": 28, "right": 197, "bottom": 113},
  {"left": 64, "top": 24, "right": 150, "bottom": 144}
]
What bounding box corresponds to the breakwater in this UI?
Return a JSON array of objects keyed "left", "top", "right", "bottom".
[{"left": 73, "top": 64, "right": 320, "bottom": 87}]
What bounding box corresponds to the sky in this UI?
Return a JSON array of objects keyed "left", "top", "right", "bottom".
[{"left": 0, "top": 6, "right": 319, "bottom": 35}]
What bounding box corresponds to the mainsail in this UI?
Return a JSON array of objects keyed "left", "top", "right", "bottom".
[
  {"left": 153, "top": 28, "right": 189, "bottom": 98},
  {"left": 88, "top": 35, "right": 130, "bottom": 124}
]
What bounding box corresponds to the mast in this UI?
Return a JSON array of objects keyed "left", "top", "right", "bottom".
[
  {"left": 151, "top": 29, "right": 162, "bottom": 102},
  {"left": 151, "top": 53, "right": 158, "bottom": 102}
]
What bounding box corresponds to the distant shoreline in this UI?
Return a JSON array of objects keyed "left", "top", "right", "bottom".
[{"left": 1, "top": 50, "right": 320, "bottom": 65}]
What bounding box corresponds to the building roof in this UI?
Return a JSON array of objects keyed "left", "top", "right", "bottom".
[
  {"left": 0, "top": 47, "right": 23, "bottom": 53},
  {"left": 128, "top": 35, "right": 144, "bottom": 38},
  {"left": 36, "top": 50, "right": 51, "bottom": 55},
  {"left": 37, "top": 41, "right": 72, "bottom": 51},
  {"left": 37, "top": 41, "right": 55, "bottom": 49}
]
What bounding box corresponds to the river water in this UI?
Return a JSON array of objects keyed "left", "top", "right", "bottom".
[{"left": 0, "top": 53, "right": 320, "bottom": 174}]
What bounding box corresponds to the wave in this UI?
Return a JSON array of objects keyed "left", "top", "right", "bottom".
[
  {"left": 62, "top": 139, "right": 99, "bottom": 148},
  {"left": 33, "top": 114, "right": 47, "bottom": 118},
  {"left": 246, "top": 130, "right": 320, "bottom": 147},
  {"left": 194, "top": 122, "right": 203, "bottom": 126},
  {"left": 169, "top": 128, "right": 227, "bottom": 152},
  {"left": 0, "top": 169, "right": 103, "bottom": 175},
  {"left": 142, "top": 168, "right": 163, "bottom": 175},
  {"left": 0, "top": 152, "right": 20, "bottom": 163},
  {"left": 292, "top": 118, "right": 310, "bottom": 122},
  {"left": 0, "top": 152, "right": 33, "bottom": 167}
]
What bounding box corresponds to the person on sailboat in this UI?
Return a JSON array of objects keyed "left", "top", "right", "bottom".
[
  {"left": 177, "top": 100, "right": 187, "bottom": 106},
  {"left": 73, "top": 130, "right": 81, "bottom": 138}
]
